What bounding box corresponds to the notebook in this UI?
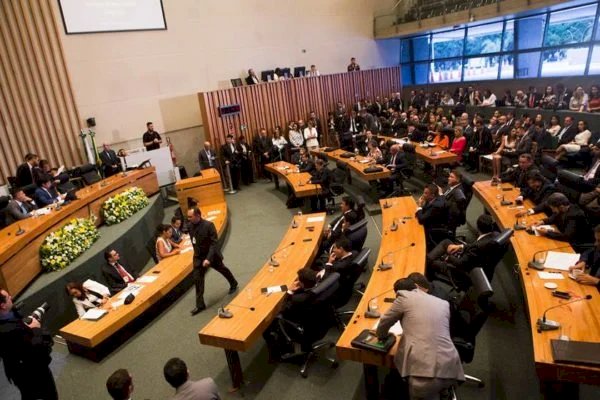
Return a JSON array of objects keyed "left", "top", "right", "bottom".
[
  {"left": 551, "top": 339, "right": 600, "bottom": 366},
  {"left": 351, "top": 329, "right": 396, "bottom": 354}
]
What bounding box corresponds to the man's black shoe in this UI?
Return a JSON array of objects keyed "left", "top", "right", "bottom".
[{"left": 190, "top": 306, "right": 206, "bottom": 316}]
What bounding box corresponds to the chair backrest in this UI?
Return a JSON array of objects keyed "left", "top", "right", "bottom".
[
  {"left": 494, "top": 228, "right": 514, "bottom": 247},
  {"left": 353, "top": 247, "right": 371, "bottom": 272},
  {"left": 345, "top": 218, "right": 368, "bottom": 233},
  {"left": 481, "top": 229, "right": 513, "bottom": 281},
  {"left": 460, "top": 175, "right": 475, "bottom": 207},
  {"left": 469, "top": 267, "right": 493, "bottom": 308},
  {"left": 309, "top": 272, "right": 340, "bottom": 306},
  {"left": 345, "top": 219, "right": 368, "bottom": 252},
  {"left": 333, "top": 248, "right": 371, "bottom": 308}
]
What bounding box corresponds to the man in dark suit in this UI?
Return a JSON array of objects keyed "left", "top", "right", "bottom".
[
  {"left": 556, "top": 116, "right": 578, "bottom": 146},
  {"left": 99, "top": 143, "right": 121, "bottom": 177},
  {"left": 380, "top": 144, "right": 408, "bottom": 195},
  {"left": 501, "top": 153, "right": 538, "bottom": 190},
  {"left": 427, "top": 214, "right": 499, "bottom": 280},
  {"left": 220, "top": 134, "right": 241, "bottom": 191},
  {"left": 198, "top": 141, "right": 218, "bottom": 171},
  {"left": 253, "top": 128, "right": 272, "bottom": 180},
  {"left": 245, "top": 68, "right": 261, "bottom": 85},
  {"left": 533, "top": 193, "right": 594, "bottom": 253},
  {"left": 187, "top": 207, "right": 238, "bottom": 315},
  {"left": 557, "top": 144, "right": 600, "bottom": 192},
  {"left": 101, "top": 249, "right": 138, "bottom": 296},
  {"left": 298, "top": 151, "right": 315, "bottom": 173},
  {"left": 555, "top": 84, "right": 571, "bottom": 110},
  {"left": 15, "top": 153, "right": 39, "bottom": 188},
  {"left": 527, "top": 86, "right": 540, "bottom": 108},
  {"left": 5, "top": 188, "right": 37, "bottom": 225},
  {"left": 443, "top": 170, "right": 467, "bottom": 234},
  {"left": 236, "top": 135, "right": 254, "bottom": 185},
  {"left": 34, "top": 176, "right": 64, "bottom": 207},
  {"left": 347, "top": 57, "right": 360, "bottom": 72},
  {"left": 465, "top": 117, "right": 493, "bottom": 172},
  {"left": 318, "top": 237, "right": 355, "bottom": 278},
  {"left": 416, "top": 184, "right": 449, "bottom": 249},
  {"left": 308, "top": 158, "right": 331, "bottom": 212},
  {"left": 163, "top": 357, "right": 220, "bottom": 400},
  {"left": 569, "top": 225, "right": 600, "bottom": 289},
  {"left": 515, "top": 171, "right": 556, "bottom": 218}
]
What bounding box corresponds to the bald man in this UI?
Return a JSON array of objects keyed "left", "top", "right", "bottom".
[
  {"left": 99, "top": 143, "right": 121, "bottom": 177},
  {"left": 198, "top": 141, "right": 217, "bottom": 170}
]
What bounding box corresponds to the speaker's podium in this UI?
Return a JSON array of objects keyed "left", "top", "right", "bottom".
[{"left": 175, "top": 168, "right": 225, "bottom": 214}]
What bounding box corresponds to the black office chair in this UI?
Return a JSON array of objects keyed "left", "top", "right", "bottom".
[
  {"left": 451, "top": 267, "right": 494, "bottom": 392},
  {"left": 72, "top": 164, "right": 101, "bottom": 186},
  {"left": 482, "top": 229, "right": 514, "bottom": 281},
  {"left": 345, "top": 218, "right": 368, "bottom": 252},
  {"left": 277, "top": 272, "right": 341, "bottom": 378},
  {"left": 326, "top": 162, "right": 347, "bottom": 214},
  {"left": 0, "top": 195, "right": 10, "bottom": 229},
  {"left": 334, "top": 248, "right": 371, "bottom": 329}
]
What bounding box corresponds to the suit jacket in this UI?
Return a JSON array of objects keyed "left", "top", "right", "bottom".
[
  {"left": 298, "top": 159, "right": 315, "bottom": 174},
  {"left": 170, "top": 378, "right": 220, "bottom": 400},
  {"left": 416, "top": 196, "right": 448, "bottom": 230},
  {"left": 5, "top": 199, "right": 36, "bottom": 225},
  {"left": 220, "top": 143, "right": 241, "bottom": 166},
  {"left": 501, "top": 165, "right": 538, "bottom": 190},
  {"left": 543, "top": 205, "right": 594, "bottom": 250},
  {"left": 444, "top": 185, "right": 467, "bottom": 229},
  {"left": 15, "top": 163, "right": 34, "bottom": 187},
  {"left": 198, "top": 149, "right": 217, "bottom": 170},
  {"left": 33, "top": 187, "right": 58, "bottom": 207},
  {"left": 99, "top": 149, "right": 119, "bottom": 168},
  {"left": 101, "top": 262, "right": 138, "bottom": 295},
  {"left": 245, "top": 75, "right": 259, "bottom": 85},
  {"left": 515, "top": 133, "right": 533, "bottom": 155},
  {"left": 376, "top": 289, "right": 464, "bottom": 380},
  {"left": 253, "top": 136, "right": 272, "bottom": 159},
  {"left": 324, "top": 253, "right": 355, "bottom": 279},
  {"left": 189, "top": 219, "right": 222, "bottom": 267},
  {"left": 309, "top": 167, "right": 331, "bottom": 190},
  {"left": 557, "top": 124, "right": 578, "bottom": 145},
  {"left": 469, "top": 127, "right": 493, "bottom": 153},
  {"left": 521, "top": 183, "right": 555, "bottom": 214},
  {"left": 446, "top": 232, "right": 500, "bottom": 271}
]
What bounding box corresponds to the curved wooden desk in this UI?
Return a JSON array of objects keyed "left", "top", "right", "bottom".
[
  {"left": 59, "top": 202, "right": 227, "bottom": 360},
  {"left": 336, "top": 197, "right": 425, "bottom": 399},
  {"left": 0, "top": 168, "right": 159, "bottom": 296},
  {"left": 379, "top": 135, "right": 458, "bottom": 166},
  {"left": 311, "top": 148, "right": 391, "bottom": 181},
  {"left": 265, "top": 161, "right": 322, "bottom": 197},
  {"left": 473, "top": 181, "right": 600, "bottom": 392},
  {"left": 199, "top": 213, "right": 326, "bottom": 390}
]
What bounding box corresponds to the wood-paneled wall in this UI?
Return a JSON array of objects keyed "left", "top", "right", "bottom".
[
  {"left": 198, "top": 67, "right": 401, "bottom": 150},
  {"left": 0, "top": 0, "right": 82, "bottom": 186}
]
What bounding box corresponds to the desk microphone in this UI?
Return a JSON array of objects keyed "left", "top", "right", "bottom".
[
  {"left": 383, "top": 200, "right": 391, "bottom": 209},
  {"left": 16, "top": 225, "right": 25, "bottom": 236},
  {"left": 269, "top": 242, "right": 296, "bottom": 266},
  {"left": 514, "top": 215, "right": 526, "bottom": 231},
  {"left": 500, "top": 195, "right": 512, "bottom": 206},
  {"left": 218, "top": 303, "right": 256, "bottom": 319},
  {"left": 536, "top": 295, "right": 592, "bottom": 332},
  {"left": 379, "top": 243, "right": 416, "bottom": 271},
  {"left": 291, "top": 218, "right": 298, "bottom": 229},
  {"left": 364, "top": 289, "right": 394, "bottom": 319},
  {"left": 528, "top": 246, "right": 573, "bottom": 271}
]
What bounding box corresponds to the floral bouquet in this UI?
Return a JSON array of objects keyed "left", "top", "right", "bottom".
[
  {"left": 40, "top": 218, "right": 100, "bottom": 272},
  {"left": 102, "top": 187, "right": 149, "bottom": 225}
]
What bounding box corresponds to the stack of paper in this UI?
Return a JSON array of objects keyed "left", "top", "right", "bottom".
[
  {"left": 81, "top": 308, "right": 107, "bottom": 321},
  {"left": 544, "top": 251, "right": 580, "bottom": 271},
  {"left": 373, "top": 320, "right": 403, "bottom": 336},
  {"left": 137, "top": 275, "right": 157, "bottom": 284}
]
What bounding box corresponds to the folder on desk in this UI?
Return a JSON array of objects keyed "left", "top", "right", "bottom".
[
  {"left": 551, "top": 339, "right": 600, "bottom": 366},
  {"left": 351, "top": 329, "right": 396, "bottom": 354}
]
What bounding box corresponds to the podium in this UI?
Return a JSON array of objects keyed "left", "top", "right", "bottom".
[{"left": 175, "top": 168, "right": 225, "bottom": 215}]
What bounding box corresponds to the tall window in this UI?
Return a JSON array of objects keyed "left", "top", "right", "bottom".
[{"left": 398, "top": 1, "right": 600, "bottom": 85}]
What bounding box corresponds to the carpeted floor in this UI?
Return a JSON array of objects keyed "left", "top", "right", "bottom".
[{"left": 1, "top": 172, "right": 599, "bottom": 400}]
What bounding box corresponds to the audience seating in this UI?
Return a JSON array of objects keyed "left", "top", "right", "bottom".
[{"left": 334, "top": 247, "right": 371, "bottom": 329}]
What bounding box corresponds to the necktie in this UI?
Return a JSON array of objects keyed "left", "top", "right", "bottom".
[
  {"left": 207, "top": 151, "right": 213, "bottom": 166},
  {"left": 20, "top": 203, "right": 28, "bottom": 215},
  {"left": 115, "top": 263, "right": 134, "bottom": 283}
]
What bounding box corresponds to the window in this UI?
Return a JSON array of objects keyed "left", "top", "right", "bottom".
[
  {"left": 431, "top": 29, "right": 465, "bottom": 59},
  {"left": 412, "top": 36, "right": 430, "bottom": 61},
  {"left": 463, "top": 56, "right": 499, "bottom": 81},
  {"left": 503, "top": 20, "right": 514, "bottom": 51},
  {"left": 516, "top": 51, "right": 541, "bottom": 78},
  {"left": 589, "top": 45, "right": 600, "bottom": 75},
  {"left": 541, "top": 46, "right": 589, "bottom": 77},
  {"left": 516, "top": 16, "right": 546, "bottom": 50},
  {"left": 414, "top": 63, "right": 429, "bottom": 85},
  {"left": 465, "top": 22, "right": 503, "bottom": 56},
  {"left": 401, "top": 40, "right": 411, "bottom": 63},
  {"left": 500, "top": 55, "right": 514, "bottom": 79},
  {"left": 544, "top": 5, "right": 596, "bottom": 46},
  {"left": 430, "top": 59, "right": 462, "bottom": 82},
  {"left": 401, "top": 64, "right": 413, "bottom": 85}
]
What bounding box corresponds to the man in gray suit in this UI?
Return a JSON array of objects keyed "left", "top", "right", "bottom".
[
  {"left": 163, "top": 357, "right": 220, "bottom": 400},
  {"left": 5, "top": 188, "right": 37, "bottom": 225},
  {"left": 377, "top": 273, "right": 464, "bottom": 400}
]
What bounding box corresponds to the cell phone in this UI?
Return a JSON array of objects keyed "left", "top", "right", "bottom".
[
  {"left": 152, "top": 271, "right": 161, "bottom": 274},
  {"left": 502, "top": 188, "right": 513, "bottom": 191},
  {"left": 552, "top": 290, "right": 571, "bottom": 300},
  {"left": 303, "top": 238, "right": 312, "bottom": 242}
]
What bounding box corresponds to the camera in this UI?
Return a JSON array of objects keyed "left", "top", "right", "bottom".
[{"left": 23, "top": 302, "right": 50, "bottom": 325}]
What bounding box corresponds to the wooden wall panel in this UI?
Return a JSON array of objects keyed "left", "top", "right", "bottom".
[
  {"left": 198, "top": 67, "right": 401, "bottom": 151},
  {"left": 0, "top": 0, "right": 82, "bottom": 186}
]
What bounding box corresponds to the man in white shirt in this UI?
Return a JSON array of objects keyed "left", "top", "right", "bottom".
[{"left": 307, "top": 64, "right": 320, "bottom": 77}]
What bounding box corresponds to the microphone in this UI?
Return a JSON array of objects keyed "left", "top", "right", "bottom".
[
  {"left": 383, "top": 199, "right": 391, "bottom": 209},
  {"left": 291, "top": 218, "right": 298, "bottom": 229},
  {"left": 514, "top": 215, "right": 526, "bottom": 231},
  {"left": 364, "top": 289, "right": 394, "bottom": 318},
  {"left": 218, "top": 303, "right": 256, "bottom": 319},
  {"left": 379, "top": 243, "right": 416, "bottom": 271},
  {"left": 16, "top": 225, "right": 25, "bottom": 236},
  {"left": 269, "top": 242, "right": 296, "bottom": 266},
  {"left": 536, "top": 295, "right": 592, "bottom": 331},
  {"left": 528, "top": 246, "right": 574, "bottom": 271},
  {"left": 500, "top": 195, "right": 512, "bottom": 206}
]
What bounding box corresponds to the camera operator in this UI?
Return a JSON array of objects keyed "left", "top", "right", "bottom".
[{"left": 0, "top": 289, "right": 57, "bottom": 400}]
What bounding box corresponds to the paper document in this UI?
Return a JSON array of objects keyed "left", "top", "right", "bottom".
[
  {"left": 57, "top": 165, "right": 65, "bottom": 174},
  {"left": 373, "top": 320, "right": 403, "bottom": 336},
  {"left": 307, "top": 216, "right": 325, "bottom": 223},
  {"left": 544, "top": 251, "right": 580, "bottom": 271},
  {"left": 537, "top": 271, "right": 565, "bottom": 280},
  {"left": 359, "top": 159, "right": 371, "bottom": 164},
  {"left": 264, "top": 285, "right": 285, "bottom": 294},
  {"left": 533, "top": 225, "right": 555, "bottom": 236},
  {"left": 81, "top": 308, "right": 107, "bottom": 321},
  {"left": 180, "top": 246, "right": 193, "bottom": 254},
  {"left": 117, "top": 284, "right": 142, "bottom": 300},
  {"left": 137, "top": 275, "right": 157, "bottom": 284}
]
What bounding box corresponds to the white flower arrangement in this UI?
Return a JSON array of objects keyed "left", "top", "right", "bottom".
[
  {"left": 102, "top": 187, "right": 149, "bottom": 225},
  {"left": 40, "top": 218, "right": 100, "bottom": 272}
]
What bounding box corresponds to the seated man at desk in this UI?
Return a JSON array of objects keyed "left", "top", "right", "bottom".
[
  {"left": 101, "top": 249, "right": 138, "bottom": 296},
  {"left": 376, "top": 272, "right": 464, "bottom": 400},
  {"left": 33, "top": 176, "right": 65, "bottom": 207},
  {"left": 316, "top": 237, "right": 355, "bottom": 279},
  {"left": 531, "top": 193, "right": 593, "bottom": 252},
  {"left": 308, "top": 158, "right": 330, "bottom": 212},
  {"left": 416, "top": 184, "right": 449, "bottom": 249},
  {"left": 298, "top": 151, "right": 315, "bottom": 173},
  {"left": 570, "top": 225, "right": 600, "bottom": 289},
  {"left": 500, "top": 153, "right": 538, "bottom": 190},
  {"left": 515, "top": 171, "right": 556, "bottom": 218},
  {"left": 5, "top": 187, "right": 37, "bottom": 225}
]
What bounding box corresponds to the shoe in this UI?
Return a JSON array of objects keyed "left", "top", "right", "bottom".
[
  {"left": 228, "top": 284, "right": 238, "bottom": 294},
  {"left": 190, "top": 306, "right": 206, "bottom": 316}
]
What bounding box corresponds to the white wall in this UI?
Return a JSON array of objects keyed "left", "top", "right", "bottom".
[{"left": 54, "top": 0, "right": 400, "bottom": 147}]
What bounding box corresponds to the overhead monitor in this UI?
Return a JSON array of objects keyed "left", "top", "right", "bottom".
[{"left": 58, "top": 0, "right": 167, "bottom": 34}]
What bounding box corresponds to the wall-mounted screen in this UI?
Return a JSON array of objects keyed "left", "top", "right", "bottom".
[{"left": 58, "top": 0, "right": 167, "bottom": 34}]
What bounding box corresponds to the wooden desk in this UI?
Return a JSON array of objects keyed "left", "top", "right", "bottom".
[
  {"left": 199, "top": 213, "right": 326, "bottom": 389},
  {"left": 59, "top": 202, "right": 227, "bottom": 359},
  {"left": 311, "top": 149, "right": 391, "bottom": 181},
  {"left": 0, "top": 168, "right": 159, "bottom": 296},
  {"left": 379, "top": 136, "right": 458, "bottom": 166},
  {"left": 175, "top": 168, "right": 225, "bottom": 215},
  {"left": 473, "top": 181, "right": 600, "bottom": 390},
  {"left": 264, "top": 161, "right": 322, "bottom": 197},
  {"left": 336, "top": 197, "right": 425, "bottom": 399}
]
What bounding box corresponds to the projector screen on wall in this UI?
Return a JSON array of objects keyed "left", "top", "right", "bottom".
[{"left": 58, "top": 0, "right": 167, "bottom": 34}]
